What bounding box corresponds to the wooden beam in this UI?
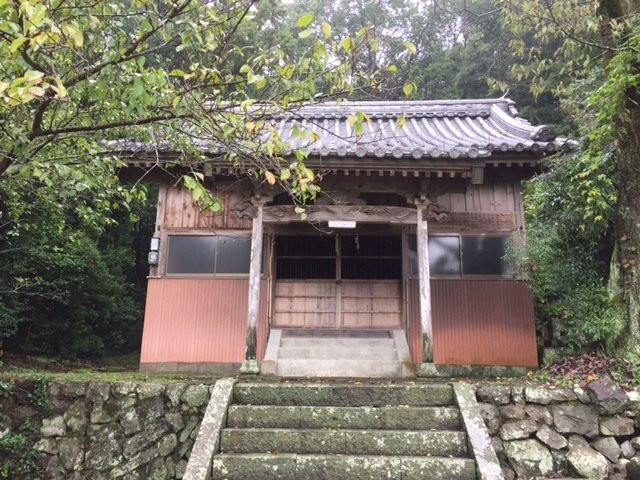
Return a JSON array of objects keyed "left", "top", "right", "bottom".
[
  {"left": 263, "top": 205, "right": 418, "bottom": 224},
  {"left": 471, "top": 165, "right": 485, "bottom": 184},
  {"left": 241, "top": 199, "right": 264, "bottom": 374},
  {"left": 416, "top": 203, "right": 433, "bottom": 362}
]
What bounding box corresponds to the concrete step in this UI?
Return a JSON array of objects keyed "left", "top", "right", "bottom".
[
  {"left": 283, "top": 329, "right": 392, "bottom": 338},
  {"left": 233, "top": 383, "right": 455, "bottom": 407},
  {"left": 227, "top": 405, "right": 463, "bottom": 430},
  {"left": 220, "top": 428, "right": 468, "bottom": 456},
  {"left": 211, "top": 453, "right": 476, "bottom": 480},
  {"left": 279, "top": 337, "right": 396, "bottom": 348},
  {"left": 277, "top": 346, "right": 398, "bottom": 360},
  {"left": 275, "top": 359, "right": 402, "bottom": 377}
]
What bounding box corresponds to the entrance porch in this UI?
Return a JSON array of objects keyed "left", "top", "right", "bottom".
[{"left": 260, "top": 231, "right": 413, "bottom": 377}]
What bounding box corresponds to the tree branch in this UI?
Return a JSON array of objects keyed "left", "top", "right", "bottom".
[{"left": 35, "top": 113, "right": 191, "bottom": 137}]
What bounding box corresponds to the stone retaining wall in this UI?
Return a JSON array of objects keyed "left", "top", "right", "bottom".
[
  {"left": 476, "top": 378, "right": 640, "bottom": 479},
  {"left": 0, "top": 380, "right": 212, "bottom": 479}
]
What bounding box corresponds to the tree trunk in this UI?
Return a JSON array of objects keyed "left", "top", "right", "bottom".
[
  {"left": 610, "top": 111, "right": 640, "bottom": 354},
  {"left": 600, "top": 0, "right": 640, "bottom": 355}
]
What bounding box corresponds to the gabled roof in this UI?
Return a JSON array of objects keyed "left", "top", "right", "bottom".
[
  {"left": 116, "top": 98, "right": 575, "bottom": 167},
  {"left": 271, "top": 98, "right": 572, "bottom": 160}
]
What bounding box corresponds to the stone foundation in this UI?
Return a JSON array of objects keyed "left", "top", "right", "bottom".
[
  {"left": 0, "top": 380, "right": 212, "bottom": 479},
  {"left": 475, "top": 378, "right": 640, "bottom": 479}
]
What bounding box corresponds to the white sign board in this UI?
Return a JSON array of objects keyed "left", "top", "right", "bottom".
[{"left": 328, "top": 220, "right": 357, "bottom": 229}]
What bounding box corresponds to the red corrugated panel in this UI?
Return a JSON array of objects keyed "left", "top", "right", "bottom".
[
  {"left": 140, "top": 278, "right": 268, "bottom": 364},
  {"left": 408, "top": 279, "right": 537, "bottom": 367}
]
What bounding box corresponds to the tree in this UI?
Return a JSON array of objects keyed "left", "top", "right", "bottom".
[
  {"left": 1, "top": 0, "right": 388, "bottom": 198},
  {"left": 498, "top": 0, "right": 640, "bottom": 355},
  {"left": 0, "top": 0, "right": 389, "bottom": 355}
]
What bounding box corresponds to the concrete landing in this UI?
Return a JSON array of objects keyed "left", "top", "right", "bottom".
[{"left": 262, "top": 329, "right": 414, "bottom": 378}]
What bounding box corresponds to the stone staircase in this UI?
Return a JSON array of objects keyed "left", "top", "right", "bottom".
[
  {"left": 262, "top": 329, "right": 414, "bottom": 378},
  {"left": 210, "top": 382, "right": 476, "bottom": 480}
]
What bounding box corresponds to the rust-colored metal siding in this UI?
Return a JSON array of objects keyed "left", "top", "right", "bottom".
[
  {"left": 140, "top": 278, "right": 267, "bottom": 364},
  {"left": 408, "top": 279, "right": 537, "bottom": 367}
]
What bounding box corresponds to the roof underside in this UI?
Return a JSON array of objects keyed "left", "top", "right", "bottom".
[{"left": 269, "top": 99, "right": 571, "bottom": 160}]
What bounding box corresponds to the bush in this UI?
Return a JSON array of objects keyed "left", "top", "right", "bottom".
[
  {"left": 512, "top": 148, "right": 621, "bottom": 355},
  {"left": 547, "top": 284, "right": 622, "bottom": 353}
]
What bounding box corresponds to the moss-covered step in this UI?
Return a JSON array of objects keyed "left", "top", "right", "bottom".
[
  {"left": 210, "top": 453, "right": 476, "bottom": 480},
  {"left": 233, "top": 383, "right": 454, "bottom": 407},
  {"left": 226, "top": 405, "right": 462, "bottom": 430},
  {"left": 220, "top": 428, "right": 468, "bottom": 456}
]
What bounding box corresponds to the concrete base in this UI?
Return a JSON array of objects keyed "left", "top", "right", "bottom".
[
  {"left": 417, "top": 363, "right": 534, "bottom": 378},
  {"left": 240, "top": 359, "right": 260, "bottom": 374},
  {"left": 260, "top": 329, "right": 281, "bottom": 376},
  {"left": 139, "top": 362, "right": 241, "bottom": 374}
]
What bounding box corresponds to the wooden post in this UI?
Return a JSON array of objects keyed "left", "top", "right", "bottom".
[
  {"left": 240, "top": 199, "right": 264, "bottom": 374},
  {"left": 416, "top": 202, "right": 433, "bottom": 362}
]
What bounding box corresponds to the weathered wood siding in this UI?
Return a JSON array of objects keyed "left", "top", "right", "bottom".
[
  {"left": 273, "top": 280, "right": 402, "bottom": 328},
  {"left": 140, "top": 278, "right": 268, "bottom": 364},
  {"left": 408, "top": 279, "right": 537, "bottom": 366},
  {"left": 430, "top": 179, "right": 523, "bottom": 233},
  {"left": 158, "top": 185, "right": 252, "bottom": 231}
]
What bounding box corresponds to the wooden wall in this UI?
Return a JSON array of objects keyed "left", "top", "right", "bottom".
[
  {"left": 156, "top": 185, "right": 252, "bottom": 232},
  {"left": 430, "top": 178, "right": 524, "bottom": 233}
]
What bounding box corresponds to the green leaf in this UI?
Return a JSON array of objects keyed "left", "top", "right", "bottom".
[
  {"left": 402, "top": 82, "right": 416, "bottom": 97},
  {"left": 340, "top": 37, "right": 354, "bottom": 53},
  {"left": 297, "top": 14, "right": 314, "bottom": 28},
  {"left": 9, "top": 36, "right": 28, "bottom": 53},
  {"left": 321, "top": 22, "right": 332, "bottom": 39},
  {"left": 24, "top": 70, "right": 44, "bottom": 83},
  {"left": 211, "top": 198, "right": 224, "bottom": 212},
  {"left": 404, "top": 41, "right": 416, "bottom": 54},
  {"left": 298, "top": 29, "right": 314, "bottom": 39},
  {"left": 63, "top": 23, "right": 84, "bottom": 48},
  {"left": 280, "top": 169, "right": 291, "bottom": 180}
]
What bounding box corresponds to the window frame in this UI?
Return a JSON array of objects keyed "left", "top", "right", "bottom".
[
  {"left": 408, "top": 232, "right": 514, "bottom": 280},
  {"left": 161, "top": 229, "right": 254, "bottom": 278}
]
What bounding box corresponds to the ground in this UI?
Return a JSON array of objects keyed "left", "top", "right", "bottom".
[
  {"left": 0, "top": 352, "right": 222, "bottom": 384},
  {"left": 1, "top": 351, "right": 638, "bottom": 387}
]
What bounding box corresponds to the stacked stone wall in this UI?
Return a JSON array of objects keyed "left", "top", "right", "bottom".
[
  {"left": 0, "top": 380, "right": 212, "bottom": 479},
  {"left": 476, "top": 378, "right": 640, "bottom": 479}
]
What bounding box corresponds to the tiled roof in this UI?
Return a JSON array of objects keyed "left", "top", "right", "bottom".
[
  {"left": 114, "top": 98, "right": 575, "bottom": 162},
  {"left": 268, "top": 98, "right": 572, "bottom": 159}
]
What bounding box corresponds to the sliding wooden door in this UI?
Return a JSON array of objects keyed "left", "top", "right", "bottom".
[{"left": 273, "top": 235, "right": 402, "bottom": 328}]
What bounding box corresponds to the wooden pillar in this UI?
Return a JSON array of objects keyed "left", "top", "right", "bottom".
[
  {"left": 240, "top": 199, "right": 264, "bottom": 374},
  {"left": 416, "top": 203, "right": 433, "bottom": 362}
]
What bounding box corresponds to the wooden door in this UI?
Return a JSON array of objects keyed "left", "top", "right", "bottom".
[
  {"left": 273, "top": 281, "right": 337, "bottom": 327},
  {"left": 273, "top": 235, "right": 402, "bottom": 328},
  {"left": 341, "top": 280, "right": 402, "bottom": 327}
]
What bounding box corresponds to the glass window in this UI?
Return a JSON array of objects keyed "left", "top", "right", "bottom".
[
  {"left": 428, "top": 236, "right": 462, "bottom": 276},
  {"left": 166, "top": 235, "right": 251, "bottom": 275},
  {"left": 461, "top": 236, "right": 510, "bottom": 275},
  {"left": 409, "top": 235, "right": 462, "bottom": 276},
  {"left": 216, "top": 236, "right": 251, "bottom": 273},
  {"left": 167, "top": 236, "right": 216, "bottom": 274}
]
